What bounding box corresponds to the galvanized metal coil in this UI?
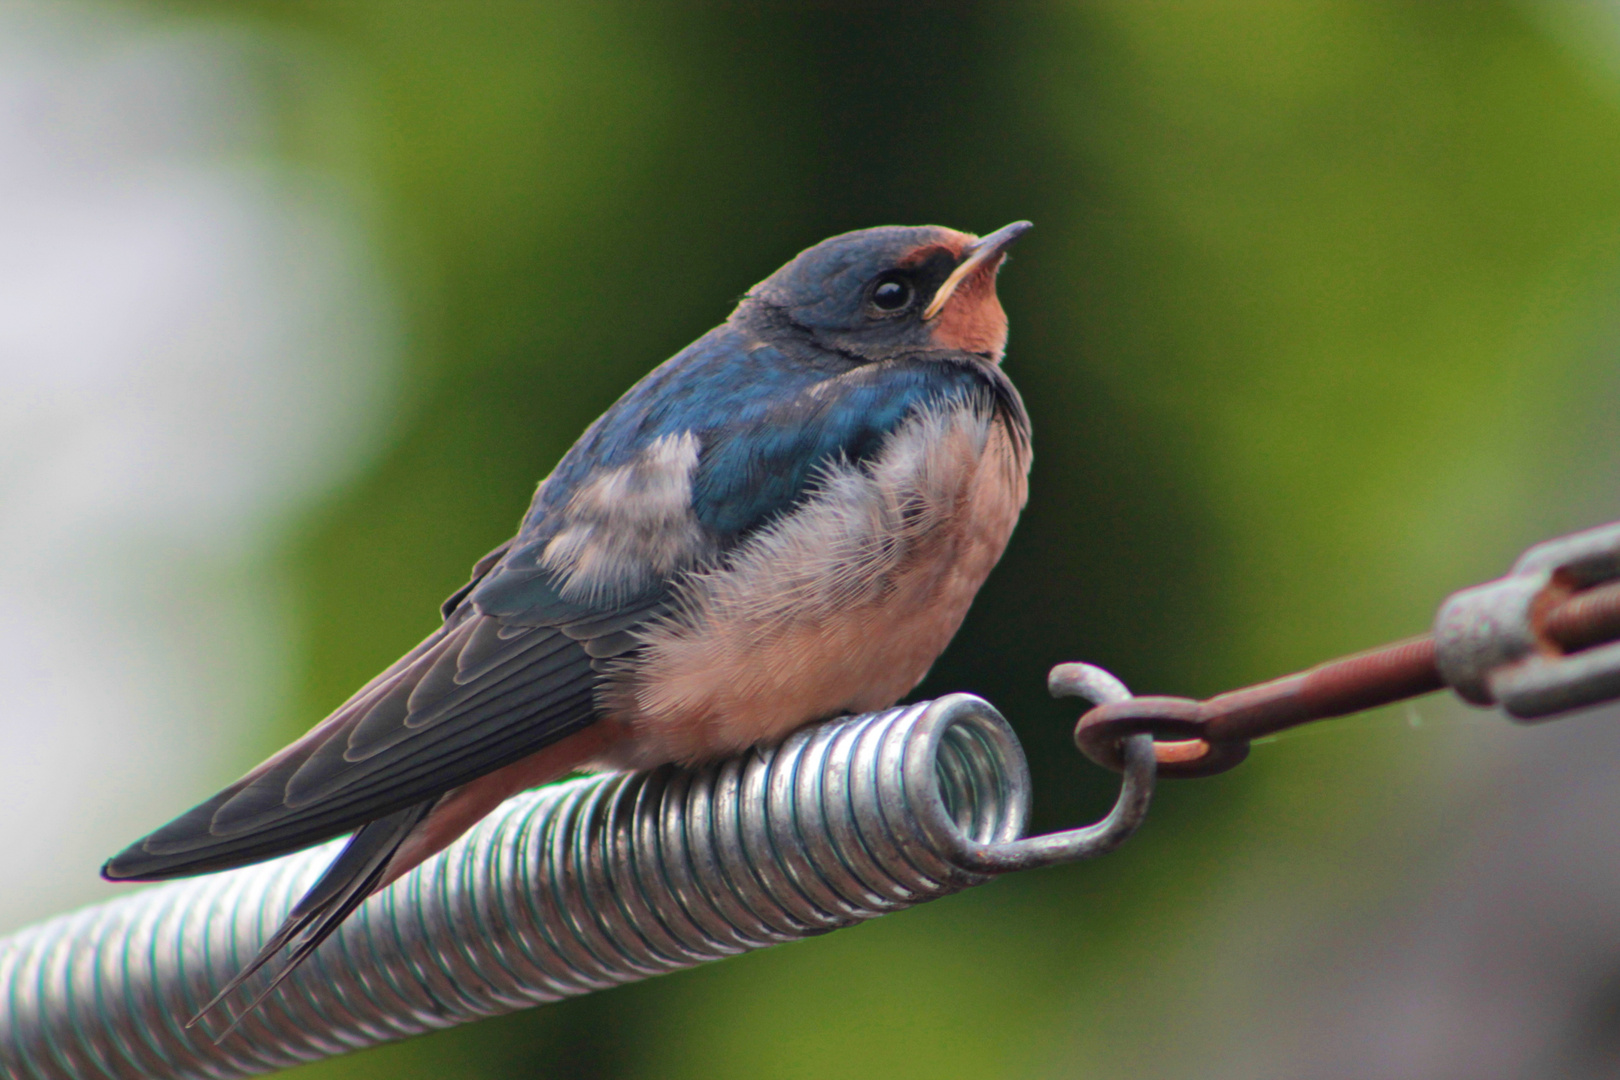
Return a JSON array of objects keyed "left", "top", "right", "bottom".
[{"left": 0, "top": 690, "right": 1153, "bottom": 1080}]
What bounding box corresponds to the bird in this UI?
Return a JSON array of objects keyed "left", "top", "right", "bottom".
[{"left": 103, "top": 220, "right": 1034, "bottom": 1029}]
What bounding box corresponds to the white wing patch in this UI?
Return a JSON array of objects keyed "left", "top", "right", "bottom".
[
  {"left": 596, "top": 393, "right": 1029, "bottom": 768},
  {"left": 541, "top": 431, "right": 714, "bottom": 604}
]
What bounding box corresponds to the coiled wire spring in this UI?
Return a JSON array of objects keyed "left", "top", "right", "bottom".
[{"left": 0, "top": 687, "right": 1154, "bottom": 1080}]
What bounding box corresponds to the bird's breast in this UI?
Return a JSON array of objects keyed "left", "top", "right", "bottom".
[{"left": 593, "top": 394, "right": 1030, "bottom": 769}]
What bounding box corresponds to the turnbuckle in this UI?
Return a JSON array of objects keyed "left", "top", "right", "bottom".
[{"left": 1056, "top": 519, "right": 1620, "bottom": 779}]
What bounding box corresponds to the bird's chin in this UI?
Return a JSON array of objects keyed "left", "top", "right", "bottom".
[{"left": 926, "top": 283, "right": 1009, "bottom": 361}]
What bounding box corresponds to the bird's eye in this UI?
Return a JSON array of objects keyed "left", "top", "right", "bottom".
[{"left": 870, "top": 274, "right": 914, "bottom": 313}]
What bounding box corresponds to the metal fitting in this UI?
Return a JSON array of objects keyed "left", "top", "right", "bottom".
[{"left": 1435, "top": 520, "right": 1620, "bottom": 719}]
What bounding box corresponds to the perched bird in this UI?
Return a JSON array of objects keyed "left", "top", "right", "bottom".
[{"left": 104, "top": 220, "right": 1034, "bottom": 1025}]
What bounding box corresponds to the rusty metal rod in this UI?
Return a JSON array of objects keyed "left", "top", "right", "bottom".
[
  {"left": 1543, "top": 578, "right": 1620, "bottom": 653},
  {"left": 1075, "top": 571, "right": 1620, "bottom": 777}
]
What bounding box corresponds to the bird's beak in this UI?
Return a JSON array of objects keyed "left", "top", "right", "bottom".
[{"left": 923, "top": 220, "right": 1032, "bottom": 320}]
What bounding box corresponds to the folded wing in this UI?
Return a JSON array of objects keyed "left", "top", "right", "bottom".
[{"left": 103, "top": 598, "right": 640, "bottom": 881}]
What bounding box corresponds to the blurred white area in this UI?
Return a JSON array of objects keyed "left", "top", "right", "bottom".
[{"left": 0, "top": 2, "right": 394, "bottom": 931}]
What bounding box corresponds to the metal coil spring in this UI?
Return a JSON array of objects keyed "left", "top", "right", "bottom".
[{"left": 0, "top": 693, "right": 1047, "bottom": 1080}]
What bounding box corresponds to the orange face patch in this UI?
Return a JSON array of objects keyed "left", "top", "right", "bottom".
[{"left": 927, "top": 254, "right": 1010, "bottom": 360}]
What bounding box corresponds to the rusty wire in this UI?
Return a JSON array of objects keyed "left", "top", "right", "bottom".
[{"left": 1066, "top": 519, "right": 1620, "bottom": 779}]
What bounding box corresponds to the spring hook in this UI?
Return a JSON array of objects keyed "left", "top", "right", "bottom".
[{"left": 0, "top": 691, "right": 1156, "bottom": 1080}]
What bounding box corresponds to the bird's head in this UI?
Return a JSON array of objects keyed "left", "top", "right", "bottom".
[{"left": 743, "top": 221, "right": 1031, "bottom": 364}]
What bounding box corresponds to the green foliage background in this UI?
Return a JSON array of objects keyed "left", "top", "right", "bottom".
[{"left": 150, "top": 2, "right": 1620, "bottom": 1076}]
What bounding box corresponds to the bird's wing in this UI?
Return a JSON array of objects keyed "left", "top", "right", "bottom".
[{"left": 103, "top": 556, "right": 654, "bottom": 881}]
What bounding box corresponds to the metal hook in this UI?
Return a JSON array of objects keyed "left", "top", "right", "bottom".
[{"left": 948, "top": 663, "right": 1157, "bottom": 874}]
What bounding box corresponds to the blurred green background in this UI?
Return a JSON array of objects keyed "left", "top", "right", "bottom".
[{"left": 107, "top": 1, "right": 1620, "bottom": 1076}]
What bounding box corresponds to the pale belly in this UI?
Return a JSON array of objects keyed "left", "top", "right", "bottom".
[{"left": 593, "top": 399, "right": 1030, "bottom": 770}]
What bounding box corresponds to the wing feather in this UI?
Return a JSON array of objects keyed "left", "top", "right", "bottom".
[{"left": 104, "top": 611, "right": 610, "bottom": 880}]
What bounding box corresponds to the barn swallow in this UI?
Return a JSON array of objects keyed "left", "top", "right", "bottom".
[{"left": 104, "top": 221, "right": 1034, "bottom": 1025}]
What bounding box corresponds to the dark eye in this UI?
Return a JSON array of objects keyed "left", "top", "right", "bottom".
[{"left": 870, "top": 273, "right": 914, "bottom": 313}]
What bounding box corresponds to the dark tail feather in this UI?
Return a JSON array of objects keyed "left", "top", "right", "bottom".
[{"left": 188, "top": 799, "right": 436, "bottom": 1041}]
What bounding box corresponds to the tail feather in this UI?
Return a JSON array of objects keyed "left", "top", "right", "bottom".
[{"left": 190, "top": 799, "right": 436, "bottom": 1041}]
